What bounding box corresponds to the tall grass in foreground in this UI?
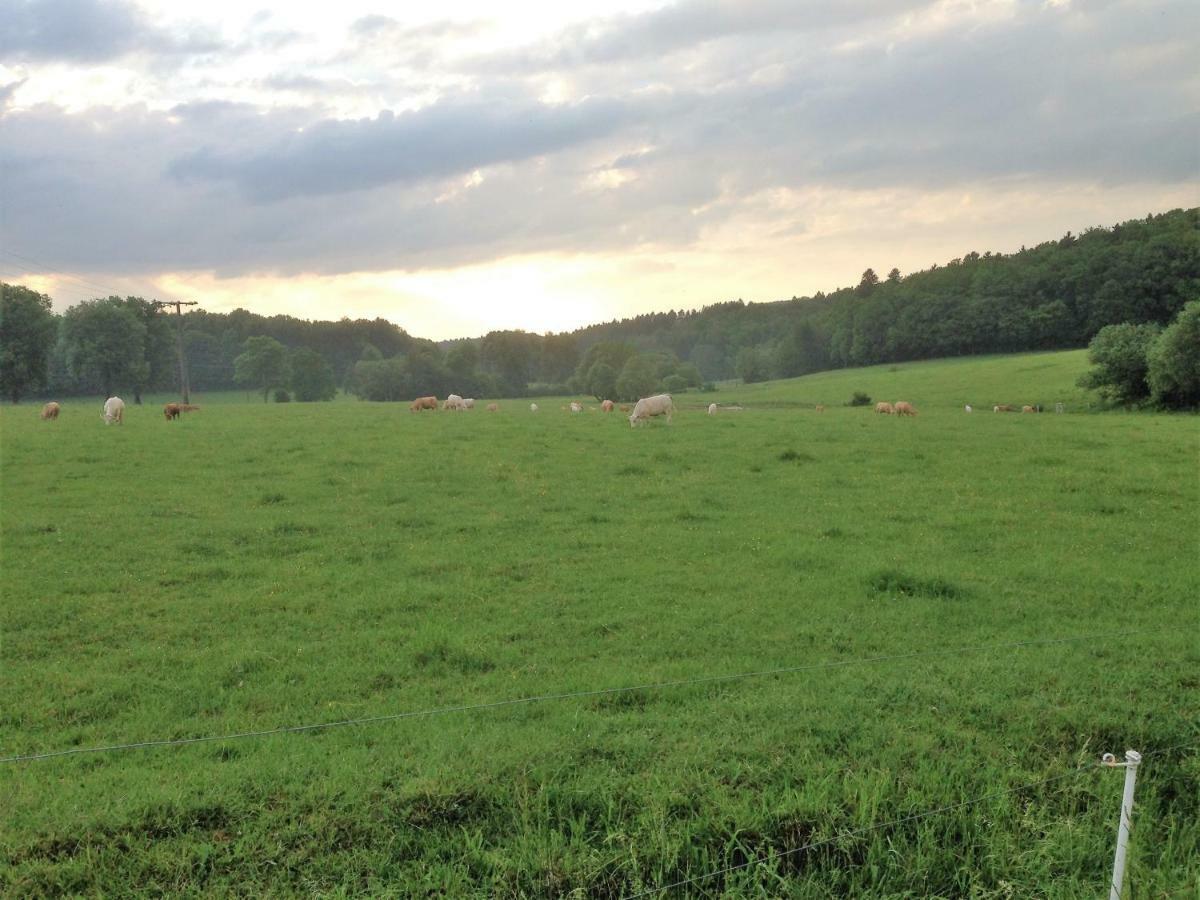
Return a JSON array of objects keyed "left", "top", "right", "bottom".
[{"left": 2, "top": 350, "right": 1196, "bottom": 896}]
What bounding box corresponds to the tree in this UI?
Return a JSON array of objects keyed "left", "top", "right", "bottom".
[
  {"left": 585, "top": 361, "right": 617, "bottom": 401},
  {"left": 115, "top": 296, "right": 173, "bottom": 403},
  {"left": 1147, "top": 300, "right": 1200, "bottom": 409},
  {"left": 0, "top": 283, "right": 57, "bottom": 403},
  {"left": 614, "top": 354, "right": 659, "bottom": 401},
  {"left": 735, "top": 346, "right": 771, "bottom": 383},
  {"left": 234, "top": 336, "right": 290, "bottom": 402},
  {"left": 289, "top": 347, "right": 337, "bottom": 401},
  {"left": 352, "top": 357, "right": 409, "bottom": 401},
  {"left": 1076, "top": 322, "right": 1161, "bottom": 404},
  {"left": 62, "top": 299, "right": 147, "bottom": 398},
  {"left": 856, "top": 268, "right": 880, "bottom": 296}
]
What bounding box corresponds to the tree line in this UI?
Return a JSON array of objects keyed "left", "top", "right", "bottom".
[{"left": 1, "top": 208, "right": 1195, "bottom": 404}]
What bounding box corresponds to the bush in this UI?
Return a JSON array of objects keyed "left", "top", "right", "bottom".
[
  {"left": 1077, "top": 322, "right": 1160, "bottom": 404},
  {"left": 700, "top": 382, "right": 717, "bottom": 393},
  {"left": 848, "top": 391, "right": 872, "bottom": 407},
  {"left": 1147, "top": 301, "right": 1200, "bottom": 409},
  {"left": 661, "top": 374, "right": 688, "bottom": 394},
  {"left": 273, "top": 389, "right": 291, "bottom": 403}
]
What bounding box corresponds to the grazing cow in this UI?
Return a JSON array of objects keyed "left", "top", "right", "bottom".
[
  {"left": 619, "top": 404, "right": 631, "bottom": 412},
  {"left": 894, "top": 401, "right": 917, "bottom": 416},
  {"left": 530, "top": 403, "right": 539, "bottom": 412},
  {"left": 443, "top": 394, "right": 465, "bottom": 411},
  {"left": 102, "top": 396, "right": 125, "bottom": 425},
  {"left": 965, "top": 405, "right": 972, "bottom": 413},
  {"left": 40, "top": 402, "right": 60, "bottom": 420},
  {"left": 163, "top": 403, "right": 182, "bottom": 420},
  {"left": 410, "top": 396, "right": 438, "bottom": 412},
  {"left": 1022, "top": 405, "right": 1037, "bottom": 413},
  {"left": 875, "top": 402, "right": 895, "bottom": 415},
  {"left": 994, "top": 404, "right": 1015, "bottom": 413},
  {"left": 601, "top": 400, "right": 614, "bottom": 412},
  {"left": 629, "top": 393, "right": 674, "bottom": 428},
  {"left": 815, "top": 404, "right": 825, "bottom": 413},
  {"left": 487, "top": 402, "right": 499, "bottom": 412},
  {"left": 463, "top": 398, "right": 475, "bottom": 409},
  {"left": 708, "top": 403, "right": 718, "bottom": 415},
  {"left": 570, "top": 402, "right": 583, "bottom": 413}
]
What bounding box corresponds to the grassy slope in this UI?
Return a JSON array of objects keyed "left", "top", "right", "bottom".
[{"left": 2, "top": 349, "right": 1197, "bottom": 897}]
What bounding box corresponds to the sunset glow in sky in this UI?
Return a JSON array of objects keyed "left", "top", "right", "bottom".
[{"left": 1, "top": 0, "right": 1196, "bottom": 339}]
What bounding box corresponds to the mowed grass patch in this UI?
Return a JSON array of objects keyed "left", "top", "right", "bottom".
[{"left": 2, "top": 351, "right": 1197, "bottom": 897}]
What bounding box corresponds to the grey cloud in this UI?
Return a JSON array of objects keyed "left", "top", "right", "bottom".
[
  {"left": 1, "top": 0, "right": 1196, "bottom": 282},
  {"left": 168, "top": 92, "right": 657, "bottom": 202},
  {"left": 0, "top": 0, "right": 148, "bottom": 61},
  {"left": 0, "top": 0, "right": 255, "bottom": 64},
  {"left": 475, "top": 0, "right": 932, "bottom": 74}
]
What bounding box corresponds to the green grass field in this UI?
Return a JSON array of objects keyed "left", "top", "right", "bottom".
[{"left": 2, "top": 350, "right": 1197, "bottom": 897}]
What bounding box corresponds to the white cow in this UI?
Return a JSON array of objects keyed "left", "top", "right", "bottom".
[
  {"left": 462, "top": 398, "right": 475, "bottom": 409},
  {"left": 443, "top": 394, "right": 465, "bottom": 411},
  {"left": 707, "top": 403, "right": 718, "bottom": 415},
  {"left": 101, "top": 396, "right": 125, "bottom": 425},
  {"left": 964, "top": 405, "right": 972, "bottom": 413},
  {"left": 629, "top": 393, "right": 674, "bottom": 428},
  {"left": 570, "top": 402, "right": 583, "bottom": 413},
  {"left": 530, "top": 403, "right": 539, "bottom": 412}
]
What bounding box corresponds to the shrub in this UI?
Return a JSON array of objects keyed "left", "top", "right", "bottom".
[
  {"left": 273, "top": 389, "right": 291, "bottom": 403},
  {"left": 700, "top": 382, "right": 717, "bottom": 393},
  {"left": 1147, "top": 301, "right": 1200, "bottom": 409},
  {"left": 848, "top": 391, "right": 872, "bottom": 407},
  {"left": 1076, "top": 322, "right": 1160, "bottom": 404},
  {"left": 661, "top": 374, "right": 688, "bottom": 394}
]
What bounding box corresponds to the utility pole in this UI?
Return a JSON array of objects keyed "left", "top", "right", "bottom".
[{"left": 153, "top": 300, "right": 198, "bottom": 403}]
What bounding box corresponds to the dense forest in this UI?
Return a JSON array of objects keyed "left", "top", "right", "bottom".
[{"left": 1, "top": 208, "right": 1196, "bottom": 404}]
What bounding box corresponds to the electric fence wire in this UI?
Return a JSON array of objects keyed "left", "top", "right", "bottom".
[
  {"left": 621, "top": 763, "right": 1103, "bottom": 899},
  {"left": 0, "top": 627, "right": 1172, "bottom": 764},
  {"left": 625, "top": 734, "right": 1200, "bottom": 899}
]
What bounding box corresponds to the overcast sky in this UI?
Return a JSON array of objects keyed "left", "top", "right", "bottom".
[{"left": 1, "top": 0, "right": 1196, "bottom": 339}]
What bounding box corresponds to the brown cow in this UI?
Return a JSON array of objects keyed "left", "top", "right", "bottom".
[
  {"left": 1022, "top": 405, "right": 1036, "bottom": 413},
  {"left": 894, "top": 401, "right": 918, "bottom": 416},
  {"left": 601, "top": 399, "right": 614, "bottom": 412},
  {"left": 994, "top": 404, "right": 1016, "bottom": 413},
  {"left": 875, "top": 402, "right": 895, "bottom": 415},
  {"left": 814, "top": 404, "right": 826, "bottom": 412},
  {"left": 164, "top": 403, "right": 182, "bottom": 420},
  {"left": 619, "top": 404, "right": 632, "bottom": 412},
  {"left": 487, "top": 402, "right": 499, "bottom": 412},
  {"left": 40, "top": 402, "right": 60, "bottom": 420},
  {"left": 410, "top": 396, "right": 438, "bottom": 412}
]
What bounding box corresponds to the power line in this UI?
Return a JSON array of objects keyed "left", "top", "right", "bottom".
[
  {"left": 0, "top": 627, "right": 1170, "bottom": 765},
  {"left": 622, "top": 763, "right": 1102, "bottom": 898},
  {"left": 0, "top": 248, "right": 162, "bottom": 301}
]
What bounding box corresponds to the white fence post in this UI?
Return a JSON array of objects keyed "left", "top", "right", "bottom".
[{"left": 1102, "top": 749, "right": 1142, "bottom": 900}]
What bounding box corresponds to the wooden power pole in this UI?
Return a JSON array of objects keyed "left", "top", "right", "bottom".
[{"left": 153, "top": 300, "right": 198, "bottom": 403}]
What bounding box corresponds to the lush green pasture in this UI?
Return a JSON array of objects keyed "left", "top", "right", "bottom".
[{"left": 2, "top": 351, "right": 1197, "bottom": 897}]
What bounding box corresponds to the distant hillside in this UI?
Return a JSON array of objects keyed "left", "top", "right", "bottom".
[
  {"left": 556, "top": 208, "right": 1198, "bottom": 383},
  {"left": 6, "top": 209, "right": 1196, "bottom": 401}
]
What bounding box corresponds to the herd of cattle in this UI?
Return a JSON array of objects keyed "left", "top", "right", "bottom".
[
  {"left": 37, "top": 394, "right": 1048, "bottom": 427},
  {"left": 411, "top": 393, "right": 676, "bottom": 427}
]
